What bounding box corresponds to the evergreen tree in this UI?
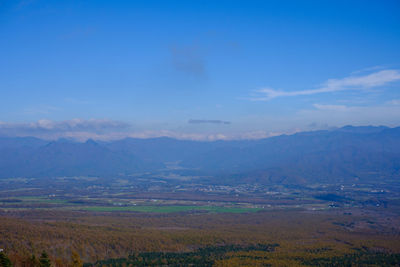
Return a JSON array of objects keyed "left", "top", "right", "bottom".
[
  {"left": 39, "top": 252, "right": 51, "bottom": 267},
  {"left": 27, "top": 255, "right": 39, "bottom": 267},
  {"left": 0, "top": 251, "right": 12, "bottom": 267}
]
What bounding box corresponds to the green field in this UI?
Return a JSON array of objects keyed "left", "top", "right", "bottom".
[
  {"left": 1, "top": 196, "right": 263, "bottom": 213},
  {"left": 79, "top": 205, "right": 262, "bottom": 213}
]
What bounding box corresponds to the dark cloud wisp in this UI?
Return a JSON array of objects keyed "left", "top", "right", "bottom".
[{"left": 170, "top": 44, "right": 205, "bottom": 76}]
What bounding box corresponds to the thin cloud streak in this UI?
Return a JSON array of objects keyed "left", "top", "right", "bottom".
[
  {"left": 251, "top": 69, "right": 400, "bottom": 101},
  {"left": 298, "top": 102, "right": 400, "bottom": 127},
  {"left": 0, "top": 119, "right": 281, "bottom": 141},
  {"left": 0, "top": 119, "right": 130, "bottom": 134},
  {"left": 188, "top": 119, "right": 231, "bottom": 125},
  {"left": 387, "top": 99, "right": 400, "bottom": 105},
  {"left": 313, "top": 104, "right": 348, "bottom": 111}
]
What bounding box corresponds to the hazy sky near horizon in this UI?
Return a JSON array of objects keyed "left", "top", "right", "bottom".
[{"left": 1, "top": 0, "right": 400, "bottom": 140}]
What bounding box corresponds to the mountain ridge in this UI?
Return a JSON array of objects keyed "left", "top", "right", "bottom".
[{"left": 0, "top": 125, "right": 399, "bottom": 185}]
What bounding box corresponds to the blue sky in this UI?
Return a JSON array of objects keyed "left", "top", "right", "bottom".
[{"left": 1, "top": 0, "right": 400, "bottom": 140}]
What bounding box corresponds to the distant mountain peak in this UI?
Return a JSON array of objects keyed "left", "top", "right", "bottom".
[{"left": 85, "top": 139, "right": 98, "bottom": 145}]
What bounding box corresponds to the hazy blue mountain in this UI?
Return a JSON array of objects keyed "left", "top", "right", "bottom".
[
  {"left": 0, "top": 136, "right": 47, "bottom": 149},
  {"left": 0, "top": 139, "right": 160, "bottom": 177},
  {"left": 0, "top": 126, "right": 399, "bottom": 184},
  {"left": 105, "top": 137, "right": 215, "bottom": 162},
  {"left": 181, "top": 126, "right": 400, "bottom": 184}
]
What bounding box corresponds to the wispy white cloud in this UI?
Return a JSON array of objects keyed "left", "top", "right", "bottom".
[
  {"left": 250, "top": 69, "right": 400, "bottom": 101},
  {"left": 313, "top": 104, "right": 348, "bottom": 111},
  {"left": 0, "top": 119, "right": 130, "bottom": 136},
  {"left": 0, "top": 119, "right": 284, "bottom": 141},
  {"left": 298, "top": 102, "right": 400, "bottom": 127},
  {"left": 64, "top": 98, "right": 91, "bottom": 105},
  {"left": 387, "top": 99, "right": 400, "bottom": 105},
  {"left": 111, "top": 130, "right": 283, "bottom": 141},
  {"left": 23, "top": 106, "right": 60, "bottom": 115},
  {"left": 350, "top": 65, "right": 386, "bottom": 75}
]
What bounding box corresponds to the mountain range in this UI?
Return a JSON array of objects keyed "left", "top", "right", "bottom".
[{"left": 0, "top": 125, "right": 399, "bottom": 185}]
